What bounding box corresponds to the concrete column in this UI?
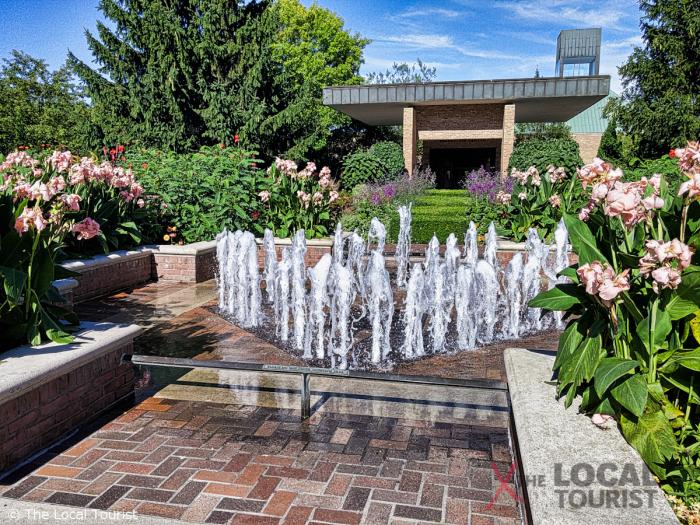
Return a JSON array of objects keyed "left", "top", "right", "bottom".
[
  {"left": 403, "top": 107, "right": 417, "bottom": 176},
  {"left": 500, "top": 104, "right": 515, "bottom": 173}
]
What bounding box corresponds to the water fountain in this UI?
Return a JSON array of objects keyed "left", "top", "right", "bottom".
[{"left": 217, "top": 217, "right": 569, "bottom": 370}]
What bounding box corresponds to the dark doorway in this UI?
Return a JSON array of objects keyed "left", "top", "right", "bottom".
[{"left": 429, "top": 148, "right": 497, "bottom": 189}]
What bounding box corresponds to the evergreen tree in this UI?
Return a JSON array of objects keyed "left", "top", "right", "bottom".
[
  {"left": 69, "top": 0, "right": 275, "bottom": 152},
  {"left": 609, "top": 0, "right": 700, "bottom": 158}
]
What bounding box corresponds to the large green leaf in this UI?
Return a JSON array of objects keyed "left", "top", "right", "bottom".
[
  {"left": 554, "top": 318, "right": 586, "bottom": 371},
  {"left": 668, "top": 348, "right": 700, "bottom": 372},
  {"left": 611, "top": 375, "right": 648, "bottom": 417},
  {"left": 666, "top": 267, "right": 700, "bottom": 320},
  {"left": 558, "top": 326, "right": 604, "bottom": 399},
  {"left": 620, "top": 411, "right": 676, "bottom": 466},
  {"left": 594, "top": 357, "right": 640, "bottom": 397},
  {"left": 0, "top": 265, "right": 27, "bottom": 303},
  {"left": 562, "top": 213, "right": 608, "bottom": 265},
  {"left": 528, "top": 284, "right": 584, "bottom": 311}
]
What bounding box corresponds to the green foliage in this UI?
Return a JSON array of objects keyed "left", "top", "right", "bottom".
[
  {"left": 625, "top": 155, "right": 683, "bottom": 185},
  {"left": 128, "top": 146, "right": 265, "bottom": 243},
  {"left": 341, "top": 200, "right": 396, "bottom": 239},
  {"left": 268, "top": 0, "right": 368, "bottom": 160},
  {"left": 529, "top": 149, "right": 700, "bottom": 507},
  {"left": 341, "top": 150, "right": 388, "bottom": 190},
  {"left": 514, "top": 122, "right": 573, "bottom": 143},
  {"left": 0, "top": 51, "right": 95, "bottom": 154},
  {"left": 69, "top": 0, "right": 368, "bottom": 162},
  {"left": 509, "top": 137, "right": 583, "bottom": 176},
  {"left": 365, "top": 59, "right": 437, "bottom": 84},
  {"left": 598, "top": 121, "right": 624, "bottom": 163},
  {"left": 368, "top": 142, "right": 404, "bottom": 179},
  {"left": 608, "top": 0, "right": 700, "bottom": 158}
]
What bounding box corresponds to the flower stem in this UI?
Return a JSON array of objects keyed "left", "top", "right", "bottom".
[
  {"left": 648, "top": 298, "right": 658, "bottom": 383},
  {"left": 680, "top": 203, "right": 689, "bottom": 243}
]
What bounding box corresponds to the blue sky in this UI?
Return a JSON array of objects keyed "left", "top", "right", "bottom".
[{"left": 0, "top": 0, "right": 643, "bottom": 93}]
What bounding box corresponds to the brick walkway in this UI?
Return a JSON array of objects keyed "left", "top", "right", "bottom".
[{"left": 2, "top": 396, "right": 520, "bottom": 524}]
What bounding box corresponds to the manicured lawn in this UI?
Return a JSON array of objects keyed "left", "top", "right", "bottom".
[{"left": 399, "top": 189, "right": 472, "bottom": 243}]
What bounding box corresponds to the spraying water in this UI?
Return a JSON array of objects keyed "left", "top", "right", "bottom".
[
  {"left": 464, "top": 222, "right": 478, "bottom": 266},
  {"left": 395, "top": 205, "right": 412, "bottom": 287},
  {"left": 263, "top": 229, "right": 277, "bottom": 304},
  {"left": 365, "top": 250, "right": 394, "bottom": 364},
  {"left": 305, "top": 254, "right": 332, "bottom": 359},
  {"left": 368, "top": 217, "right": 387, "bottom": 254},
  {"left": 291, "top": 231, "right": 307, "bottom": 350}
]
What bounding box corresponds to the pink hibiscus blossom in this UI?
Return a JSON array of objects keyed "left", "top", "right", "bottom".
[{"left": 72, "top": 217, "right": 101, "bottom": 240}]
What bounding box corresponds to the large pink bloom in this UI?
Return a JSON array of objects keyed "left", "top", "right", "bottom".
[
  {"left": 60, "top": 193, "right": 82, "bottom": 211},
  {"left": 14, "top": 206, "right": 47, "bottom": 235},
  {"left": 577, "top": 262, "right": 629, "bottom": 305},
  {"left": 47, "top": 150, "right": 72, "bottom": 173},
  {"left": 678, "top": 173, "right": 700, "bottom": 200},
  {"left": 72, "top": 217, "right": 101, "bottom": 240}
]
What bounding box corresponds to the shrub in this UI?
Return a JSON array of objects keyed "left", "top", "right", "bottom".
[
  {"left": 626, "top": 154, "right": 683, "bottom": 186},
  {"left": 509, "top": 137, "right": 583, "bottom": 176},
  {"left": 368, "top": 141, "right": 405, "bottom": 179},
  {"left": 258, "top": 159, "right": 341, "bottom": 238},
  {"left": 531, "top": 142, "right": 700, "bottom": 509},
  {"left": 128, "top": 146, "right": 266, "bottom": 243},
  {"left": 461, "top": 166, "right": 512, "bottom": 202},
  {"left": 340, "top": 150, "right": 387, "bottom": 190}
]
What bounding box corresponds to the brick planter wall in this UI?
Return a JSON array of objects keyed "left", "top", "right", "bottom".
[
  {"left": 150, "top": 241, "right": 217, "bottom": 283},
  {"left": 61, "top": 250, "right": 154, "bottom": 303},
  {"left": 0, "top": 323, "right": 141, "bottom": 473}
]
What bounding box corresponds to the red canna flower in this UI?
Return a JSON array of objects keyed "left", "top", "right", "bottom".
[
  {"left": 117, "top": 144, "right": 125, "bottom": 153},
  {"left": 669, "top": 149, "right": 676, "bottom": 158},
  {"left": 250, "top": 210, "right": 260, "bottom": 220},
  {"left": 234, "top": 134, "right": 240, "bottom": 144}
]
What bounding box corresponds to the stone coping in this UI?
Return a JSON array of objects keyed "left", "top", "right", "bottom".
[
  {"left": 0, "top": 322, "right": 142, "bottom": 406},
  {"left": 145, "top": 239, "right": 217, "bottom": 256},
  {"left": 504, "top": 348, "right": 678, "bottom": 525},
  {"left": 52, "top": 278, "right": 79, "bottom": 293},
  {"left": 60, "top": 247, "right": 153, "bottom": 273},
  {"left": 254, "top": 236, "right": 335, "bottom": 247}
]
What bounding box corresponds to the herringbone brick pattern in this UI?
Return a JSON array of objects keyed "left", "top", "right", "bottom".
[{"left": 2, "top": 396, "right": 520, "bottom": 524}]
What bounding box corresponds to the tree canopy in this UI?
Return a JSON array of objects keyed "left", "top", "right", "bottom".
[
  {"left": 365, "top": 60, "right": 437, "bottom": 84},
  {"left": 608, "top": 0, "right": 700, "bottom": 159},
  {"left": 0, "top": 50, "right": 95, "bottom": 154},
  {"left": 68, "top": 0, "right": 368, "bottom": 160}
]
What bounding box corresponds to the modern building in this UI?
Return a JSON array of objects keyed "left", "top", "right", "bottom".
[{"left": 323, "top": 28, "right": 610, "bottom": 188}]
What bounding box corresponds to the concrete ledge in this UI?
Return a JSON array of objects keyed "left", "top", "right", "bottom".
[
  {"left": 505, "top": 348, "right": 678, "bottom": 524},
  {"left": 0, "top": 322, "right": 142, "bottom": 405},
  {"left": 60, "top": 248, "right": 152, "bottom": 273},
  {"left": 146, "top": 239, "right": 217, "bottom": 256}
]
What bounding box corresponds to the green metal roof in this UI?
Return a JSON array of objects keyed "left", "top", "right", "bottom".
[{"left": 567, "top": 91, "right": 616, "bottom": 133}]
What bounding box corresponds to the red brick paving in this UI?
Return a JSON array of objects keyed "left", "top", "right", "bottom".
[{"left": 1, "top": 398, "right": 521, "bottom": 524}]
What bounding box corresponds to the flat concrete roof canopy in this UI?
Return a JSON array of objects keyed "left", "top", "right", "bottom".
[{"left": 323, "top": 75, "right": 611, "bottom": 125}]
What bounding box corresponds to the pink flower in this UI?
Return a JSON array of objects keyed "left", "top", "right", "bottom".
[
  {"left": 32, "top": 168, "right": 43, "bottom": 178},
  {"left": 651, "top": 266, "right": 682, "bottom": 292},
  {"left": 312, "top": 191, "right": 323, "bottom": 204},
  {"left": 296, "top": 190, "right": 311, "bottom": 209},
  {"left": 518, "top": 192, "right": 527, "bottom": 200},
  {"left": 674, "top": 141, "right": 700, "bottom": 173},
  {"left": 604, "top": 181, "right": 646, "bottom": 228},
  {"left": 328, "top": 191, "right": 339, "bottom": 203},
  {"left": 60, "top": 193, "right": 81, "bottom": 211},
  {"left": 591, "top": 183, "right": 609, "bottom": 202},
  {"left": 47, "top": 176, "right": 66, "bottom": 194},
  {"left": 641, "top": 195, "right": 664, "bottom": 210},
  {"left": 14, "top": 206, "right": 47, "bottom": 235},
  {"left": 577, "top": 262, "right": 604, "bottom": 296},
  {"left": 591, "top": 413, "right": 614, "bottom": 427},
  {"left": 669, "top": 239, "right": 694, "bottom": 270},
  {"left": 496, "top": 191, "right": 512, "bottom": 204},
  {"left": 47, "top": 150, "right": 72, "bottom": 173},
  {"left": 678, "top": 173, "right": 700, "bottom": 200},
  {"left": 136, "top": 198, "right": 145, "bottom": 208},
  {"left": 319, "top": 166, "right": 331, "bottom": 178},
  {"left": 30, "top": 181, "right": 53, "bottom": 202},
  {"left": 547, "top": 165, "right": 567, "bottom": 184},
  {"left": 548, "top": 194, "right": 561, "bottom": 208},
  {"left": 598, "top": 269, "right": 630, "bottom": 303},
  {"left": 577, "top": 262, "right": 629, "bottom": 305},
  {"left": 258, "top": 190, "right": 271, "bottom": 203},
  {"left": 72, "top": 217, "right": 101, "bottom": 240}
]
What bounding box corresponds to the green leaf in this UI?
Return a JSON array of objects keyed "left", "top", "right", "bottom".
[
  {"left": 668, "top": 348, "right": 700, "bottom": 372},
  {"left": 611, "top": 375, "right": 648, "bottom": 417},
  {"left": 554, "top": 318, "right": 586, "bottom": 371},
  {"left": 528, "top": 283, "right": 584, "bottom": 311},
  {"left": 562, "top": 213, "right": 608, "bottom": 265},
  {"left": 594, "top": 357, "right": 640, "bottom": 397},
  {"left": 666, "top": 266, "right": 700, "bottom": 320},
  {"left": 620, "top": 411, "right": 676, "bottom": 465},
  {"left": 46, "top": 329, "right": 74, "bottom": 344},
  {"left": 558, "top": 266, "right": 579, "bottom": 282},
  {"left": 558, "top": 324, "right": 604, "bottom": 394},
  {"left": 0, "top": 265, "right": 27, "bottom": 303}
]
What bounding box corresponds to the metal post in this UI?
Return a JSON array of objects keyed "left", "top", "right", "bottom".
[{"left": 300, "top": 373, "right": 311, "bottom": 420}]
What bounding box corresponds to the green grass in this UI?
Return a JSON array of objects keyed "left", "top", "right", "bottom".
[{"left": 399, "top": 189, "right": 473, "bottom": 243}]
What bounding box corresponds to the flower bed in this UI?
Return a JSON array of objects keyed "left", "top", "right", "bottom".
[{"left": 531, "top": 142, "right": 700, "bottom": 518}]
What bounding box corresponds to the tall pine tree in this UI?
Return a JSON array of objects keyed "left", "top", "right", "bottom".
[
  {"left": 609, "top": 0, "right": 700, "bottom": 158},
  {"left": 69, "top": 0, "right": 275, "bottom": 152}
]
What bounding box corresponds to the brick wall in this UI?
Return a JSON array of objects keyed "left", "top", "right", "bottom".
[
  {"left": 573, "top": 133, "right": 603, "bottom": 164},
  {"left": 416, "top": 104, "right": 504, "bottom": 131},
  {"left": 0, "top": 343, "right": 135, "bottom": 472},
  {"left": 68, "top": 254, "right": 153, "bottom": 303},
  {"left": 255, "top": 245, "right": 332, "bottom": 269},
  {"left": 152, "top": 251, "right": 216, "bottom": 283}
]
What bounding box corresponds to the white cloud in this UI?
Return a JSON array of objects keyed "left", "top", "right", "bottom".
[
  {"left": 395, "top": 7, "right": 464, "bottom": 19},
  {"left": 495, "top": 0, "right": 634, "bottom": 32},
  {"left": 374, "top": 34, "right": 521, "bottom": 60}
]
